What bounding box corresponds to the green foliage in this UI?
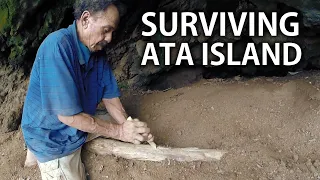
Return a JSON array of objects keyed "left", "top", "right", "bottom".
[
  {"left": 0, "top": 0, "right": 21, "bottom": 33},
  {"left": 118, "top": 81, "right": 130, "bottom": 90},
  {"left": 9, "top": 45, "right": 24, "bottom": 65},
  {"left": 0, "top": 8, "right": 8, "bottom": 32},
  {"left": 1, "top": 0, "right": 76, "bottom": 66}
]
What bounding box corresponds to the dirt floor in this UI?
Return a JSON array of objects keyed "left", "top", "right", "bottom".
[{"left": 2, "top": 72, "right": 320, "bottom": 180}]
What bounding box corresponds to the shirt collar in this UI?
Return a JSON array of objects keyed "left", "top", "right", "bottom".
[{"left": 70, "top": 20, "right": 91, "bottom": 65}]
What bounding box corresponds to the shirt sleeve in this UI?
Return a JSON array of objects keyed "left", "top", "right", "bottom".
[
  {"left": 38, "top": 35, "right": 83, "bottom": 116},
  {"left": 102, "top": 62, "right": 121, "bottom": 99}
]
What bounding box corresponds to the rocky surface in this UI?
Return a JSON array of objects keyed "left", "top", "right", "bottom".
[
  {"left": 0, "top": 64, "right": 28, "bottom": 133},
  {"left": 3, "top": 74, "right": 320, "bottom": 179}
]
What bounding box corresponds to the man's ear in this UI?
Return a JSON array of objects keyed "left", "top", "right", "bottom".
[{"left": 80, "top": 10, "right": 91, "bottom": 29}]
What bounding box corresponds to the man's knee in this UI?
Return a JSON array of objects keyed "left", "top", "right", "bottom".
[{"left": 24, "top": 149, "right": 37, "bottom": 167}]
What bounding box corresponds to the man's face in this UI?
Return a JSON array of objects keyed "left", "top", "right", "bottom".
[{"left": 80, "top": 5, "right": 120, "bottom": 52}]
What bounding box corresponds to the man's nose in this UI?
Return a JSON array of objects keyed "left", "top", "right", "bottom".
[{"left": 105, "top": 33, "right": 112, "bottom": 43}]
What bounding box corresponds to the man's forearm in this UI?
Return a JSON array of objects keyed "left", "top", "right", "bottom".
[
  {"left": 58, "top": 113, "right": 121, "bottom": 139},
  {"left": 103, "top": 98, "right": 128, "bottom": 124}
]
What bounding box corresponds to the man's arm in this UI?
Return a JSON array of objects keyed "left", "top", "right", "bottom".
[
  {"left": 102, "top": 97, "right": 128, "bottom": 124},
  {"left": 58, "top": 113, "right": 150, "bottom": 144},
  {"left": 58, "top": 113, "right": 120, "bottom": 138}
]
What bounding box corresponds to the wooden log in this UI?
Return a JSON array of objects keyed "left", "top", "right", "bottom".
[{"left": 85, "top": 138, "right": 227, "bottom": 162}]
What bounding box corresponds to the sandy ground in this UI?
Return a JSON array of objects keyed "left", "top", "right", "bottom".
[{"left": 2, "top": 72, "right": 320, "bottom": 180}]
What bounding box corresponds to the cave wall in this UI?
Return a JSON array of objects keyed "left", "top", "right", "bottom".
[
  {"left": 107, "top": 0, "right": 320, "bottom": 87},
  {"left": 1, "top": 0, "right": 320, "bottom": 84}
]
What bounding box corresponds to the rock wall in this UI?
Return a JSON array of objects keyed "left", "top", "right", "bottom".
[
  {"left": 1, "top": 0, "right": 320, "bottom": 132},
  {"left": 0, "top": 0, "right": 75, "bottom": 68},
  {"left": 107, "top": 0, "right": 320, "bottom": 87}
]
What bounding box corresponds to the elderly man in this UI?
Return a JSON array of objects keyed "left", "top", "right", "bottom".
[{"left": 21, "top": 0, "right": 153, "bottom": 179}]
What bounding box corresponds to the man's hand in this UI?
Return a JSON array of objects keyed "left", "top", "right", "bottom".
[
  {"left": 117, "top": 119, "right": 151, "bottom": 144},
  {"left": 145, "top": 133, "right": 154, "bottom": 142}
]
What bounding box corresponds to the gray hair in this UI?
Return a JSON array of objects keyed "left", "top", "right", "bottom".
[{"left": 73, "top": 0, "right": 126, "bottom": 20}]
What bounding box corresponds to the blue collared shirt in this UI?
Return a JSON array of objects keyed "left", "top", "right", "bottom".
[{"left": 21, "top": 21, "right": 120, "bottom": 163}]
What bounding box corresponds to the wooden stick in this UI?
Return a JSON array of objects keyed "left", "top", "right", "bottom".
[{"left": 85, "top": 138, "right": 227, "bottom": 162}]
